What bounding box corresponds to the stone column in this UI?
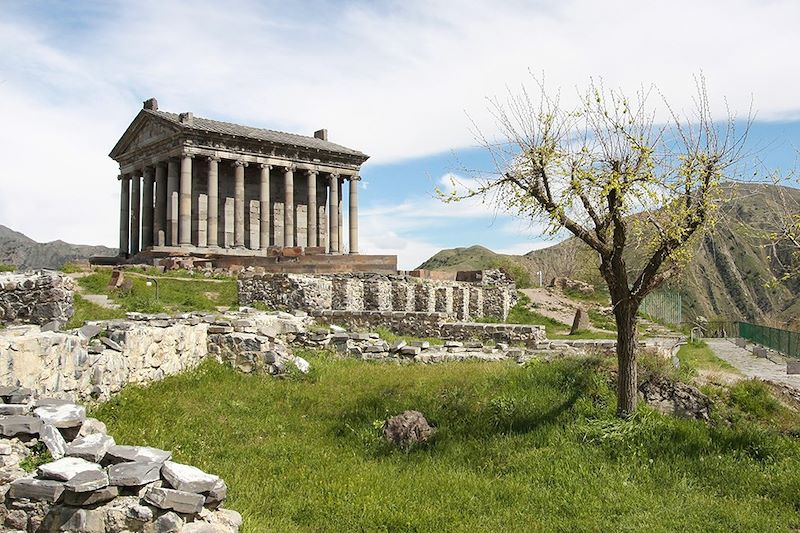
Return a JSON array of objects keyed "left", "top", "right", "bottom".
[
  {"left": 141, "top": 167, "right": 154, "bottom": 249},
  {"left": 154, "top": 163, "right": 167, "bottom": 246},
  {"left": 328, "top": 173, "right": 339, "bottom": 254},
  {"left": 167, "top": 160, "right": 179, "bottom": 246},
  {"left": 179, "top": 154, "right": 193, "bottom": 245},
  {"left": 130, "top": 171, "right": 141, "bottom": 255},
  {"left": 283, "top": 165, "right": 295, "bottom": 247},
  {"left": 234, "top": 160, "right": 247, "bottom": 247},
  {"left": 307, "top": 170, "right": 318, "bottom": 248},
  {"left": 207, "top": 157, "right": 219, "bottom": 247},
  {"left": 337, "top": 182, "right": 343, "bottom": 253},
  {"left": 118, "top": 175, "right": 130, "bottom": 256},
  {"left": 259, "top": 164, "right": 271, "bottom": 249},
  {"left": 348, "top": 175, "right": 360, "bottom": 254}
]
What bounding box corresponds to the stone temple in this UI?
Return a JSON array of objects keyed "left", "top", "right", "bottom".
[{"left": 109, "top": 98, "right": 396, "bottom": 272}]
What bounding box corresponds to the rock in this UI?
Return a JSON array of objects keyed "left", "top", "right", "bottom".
[
  {"left": 107, "top": 461, "right": 162, "bottom": 486},
  {"left": 37, "top": 457, "right": 102, "bottom": 481},
  {"left": 444, "top": 340, "right": 463, "bottom": 348},
  {"left": 64, "top": 468, "right": 109, "bottom": 492},
  {"left": 33, "top": 403, "right": 86, "bottom": 429},
  {"left": 62, "top": 485, "right": 118, "bottom": 506},
  {"left": 570, "top": 308, "right": 590, "bottom": 335},
  {"left": 79, "top": 324, "right": 103, "bottom": 339},
  {"left": 34, "top": 397, "right": 75, "bottom": 407},
  {"left": 8, "top": 477, "right": 64, "bottom": 502},
  {"left": 104, "top": 444, "right": 171, "bottom": 464},
  {"left": 127, "top": 504, "right": 154, "bottom": 522},
  {"left": 0, "top": 415, "right": 43, "bottom": 438},
  {"left": 639, "top": 376, "right": 711, "bottom": 421},
  {"left": 0, "top": 441, "right": 12, "bottom": 455},
  {"left": 66, "top": 433, "right": 115, "bottom": 463},
  {"left": 41, "top": 320, "right": 61, "bottom": 332},
  {"left": 156, "top": 511, "right": 184, "bottom": 532},
  {"left": 100, "top": 336, "right": 123, "bottom": 351},
  {"left": 161, "top": 461, "right": 220, "bottom": 493},
  {"left": 329, "top": 324, "right": 346, "bottom": 333},
  {"left": 40, "top": 424, "right": 67, "bottom": 459},
  {"left": 399, "top": 345, "right": 421, "bottom": 357},
  {"left": 8, "top": 387, "right": 33, "bottom": 404},
  {"left": 409, "top": 340, "right": 430, "bottom": 349},
  {"left": 390, "top": 340, "right": 407, "bottom": 353},
  {"left": 293, "top": 357, "right": 310, "bottom": 374},
  {"left": 42, "top": 506, "right": 105, "bottom": 532},
  {"left": 5, "top": 508, "right": 27, "bottom": 529},
  {"left": 551, "top": 276, "right": 595, "bottom": 296},
  {"left": 78, "top": 418, "right": 107, "bottom": 437},
  {"left": 0, "top": 404, "right": 30, "bottom": 416},
  {"left": 144, "top": 486, "right": 205, "bottom": 514},
  {"left": 204, "top": 479, "right": 228, "bottom": 509},
  {"left": 382, "top": 410, "right": 435, "bottom": 448}
]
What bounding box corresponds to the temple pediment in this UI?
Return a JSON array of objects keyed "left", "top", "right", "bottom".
[{"left": 109, "top": 112, "right": 181, "bottom": 159}]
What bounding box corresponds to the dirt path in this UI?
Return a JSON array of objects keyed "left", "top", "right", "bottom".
[{"left": 520, "top": 288, "right": 585, "bottom": 325}]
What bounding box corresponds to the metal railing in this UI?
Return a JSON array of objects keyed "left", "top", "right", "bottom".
[{"left": 739, "top": 322, "right": 800, "bottom": 359}]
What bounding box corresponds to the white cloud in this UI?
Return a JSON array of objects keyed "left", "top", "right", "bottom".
[{"left": 2, "top": 0, "right": 800, "bottom": 249}]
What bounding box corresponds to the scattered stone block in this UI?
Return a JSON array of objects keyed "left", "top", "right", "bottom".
[
  {"left": 144, "top": 486, "right": 205, "bottom": 514},
  {"left": 8, "top": 387, "right": 33, "bottom": 404},
  {"left": 390, "top": 340, "right": 407, "bottom": 353},
  {"left": 79, "top": 324, "right": 102, "bottom": 339},
  {"left": 787, "top": 360, "right": 800, "bottom": 375},
  {"left": 734, "top": 338, "right": 746, "bottom": 348},
  {"left": 0, "top": 415, "right": 43, "bottom": 437},
  {"left": 107, "top": 461, "right": 162, "bottom": 486},
  {"left": 9, "top": 477, "right": 65, "bottom": 502},
  {"left": 62, "top": 484, "right": 119, "bottom": 506},
  {"left": 161, "top": 461, "right": 220, "bottom": 493},
  {"left": 409, "top": 340, "right": 430, "bottom": 349},
  {"left": 41, "top": 320, "right": 61, "bottom": 332},
  {"left": 753, "top": 345, "right": 768, "bottom": 358},
  {"left": 382, "top": 410, "right": 435, "bottom": 448},
  {"left": 0, "top": 404, "right": 30, "bottom": 416},
  {"left": 100, "top": 336, "right": 123, "bottom": 351},
  {"left": 33, "top": 403, "right": 86, "bottom": 429},
  {"left": 444, "top": 340, "right": 463, "bottom": 348},
  {"left": 293, "top": 357, "right": 310, "bottom": 374},
  {"left": 399, "top": 345, "right": 422, "bottom": 357},
  {"left": 570, "top": 308, "right": 591, "bottom": 334},
  {"left": 104, "top": 445, "right": 171, "bottom": 464},
  {"left": 44, "top": 507, "right": 105, "bottom": 532},
  {"left": 329, "top": 324, "right": 346, "bottom": 333},
  {"left": 40, "top": 423, "right": 67, "bottom": 459},
  {"left": 205, "top": 479, "right": 228, "bottom": 509},
  {"left": 38, "top": 457, "right": 102, "bottom": 481},
  {"left": 78, "top": 418, "right": 107, "bottom": 437},
  {"left": 64, "top": 468, "right": 109, "bottom": 492},
  {"left": 155, "top": 511, "right": 184, "bottom": 532},
  {"left": 66, "top": 433, "right": 115, "bottom": 463}
]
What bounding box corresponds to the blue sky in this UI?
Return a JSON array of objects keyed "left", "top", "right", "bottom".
[{"left": 2, "top": 1, "right": 800, "bottom": 268}]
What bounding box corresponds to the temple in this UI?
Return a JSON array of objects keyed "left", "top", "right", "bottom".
[{"left": 108, "top": 98, "right": 395, "bottom": 272}]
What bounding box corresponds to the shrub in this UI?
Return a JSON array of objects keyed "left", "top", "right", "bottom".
[{"left": 0, "top": 263, "right": 16, "bottom": 272}]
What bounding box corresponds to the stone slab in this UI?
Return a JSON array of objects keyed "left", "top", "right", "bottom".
[
  {"left": 0, "top": 415, "right": 43, "bottom": 437},
  {"left": 40, "top": 423, "right": 67, "bottom": 459},
  {"left": 0, "top": 404, "right": 30, "bottom": 416},
  {"left": 64, "top": 468, "right": 109, "bottom": 492},
  {"left": 66, "top": 433, "right": 115, "bottom": 463},
  {"left": 161, "top": 461, "right": 219, "bottom": 493},
  {"left": 62, "top": 485, "right": 119, "bottom": 506},
  {"left": 38, "top": 457, "right": 102, "bottom": 481},
  {"left": 108, "top": 461, "right": 162, "bottom": 486},
  {"left": 144, "top": 486, "right": 205, "bottom": 514},
  {"left": 8, "top": 477, "right": 64, "bottom": 502},
  {"left": 105, "top": 444, "right": 171, "bottom": 464},
  {"left": 33, "top": 403, "right": 86, "bottom": 429},
  {"left": 787, "top": 360, "right": 800, "bottom": 375}
]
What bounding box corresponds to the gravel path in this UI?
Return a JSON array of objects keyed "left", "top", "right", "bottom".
[{"left": 705, "top": 338, "right": 800, "bottom": 388}]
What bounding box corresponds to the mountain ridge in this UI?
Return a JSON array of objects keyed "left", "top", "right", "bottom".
[{"left": 0, "top": 224, "right": 117, "bottom": 270}]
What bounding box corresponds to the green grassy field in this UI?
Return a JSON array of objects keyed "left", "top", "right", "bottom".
[{"left": 92, "top": 352, "right": 800, "bottom": 532}]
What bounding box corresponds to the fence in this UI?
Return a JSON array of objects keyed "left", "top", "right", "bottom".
[
  {"left": 641, "top": 291, "right": 682, "bottom": 325},
  {"left": 739, "top": 322, "right": 800, "bottom": 359}
]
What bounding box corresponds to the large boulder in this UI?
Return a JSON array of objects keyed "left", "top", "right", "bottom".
[
  {"left": 639, "top": 376, "right": 711, "bottom": 421},
  {"left": 382, "top": 411, "right": 435, "bottom": 448},
  {"left": 570, "top": 308, "right": 590, "bottom": 335}
]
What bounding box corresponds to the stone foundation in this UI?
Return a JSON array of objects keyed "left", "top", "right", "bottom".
[
  {"left": 238, "top": 270, "right": 517, "bottom": 321},
  {"left": 0, "top": 271, "right": 74, "bottom": 326},
  {"left": 311, "top": 310, "right": 546, "bottom": 348}
]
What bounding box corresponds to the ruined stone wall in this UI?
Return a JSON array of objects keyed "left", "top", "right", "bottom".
[
  {"left": 0, "top": 271, "right": 74, "bottom": 326},
  {"left": 239, "top": 271, "right": 517, "bottom": 321},
  {"left": 0, "top": 312, "right": 308, "bottom": 403},
  {"left": 311, "top": 310, "right": 546, "bottom": 348}
]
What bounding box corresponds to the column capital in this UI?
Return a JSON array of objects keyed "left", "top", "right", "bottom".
[
  {"left": 117, "top": 174, "right": 127, "bottom": 181},
  {"left": 282, "top": 164, "right": 297, "bottom": 172},
  {"left": 207, "top": 156, "right": 221, "bottom": 163},
  {"left": 259, "top": 163, "right": 272, "bottom": 170},
  {"left": 233, "top": 160, "right": 248, "bottom": 167},
  {"left": 307, "top": 169, "right": 319, "bottom": 176},
  {"left": 348, "top": 175, "right": 361, "bottom": 182},
  {"left": 329, "top": 172, "right": 340, "bottom": 181},
  {"left": 180, "top": 151, "right": 194, "bottom": 159}
]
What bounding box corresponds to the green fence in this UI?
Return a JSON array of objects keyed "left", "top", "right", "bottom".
[
  {"left": 739, "top": 322, "right": 800, "bottom": 359},
  {"left": 641, "top": 291, "right": 682, "bottom": 325}
]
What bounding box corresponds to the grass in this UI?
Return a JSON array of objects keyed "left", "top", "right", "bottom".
[
  {"left": 0, "top": 263, "right": 15, "bottom": 272},
  {"left": 588, "top": 309, "right": 617, "bottom": 332},
  {"left": 65, "top": 294, "right": 126, "bottom": 329},
  {"left": 677, "top": 340, "right": 738, "bottom": 378},
  {"left": 562, "top": 286, "right": 610, "bottom": 305},
  {"left": 75, "top": 269, "right": 237, "bottom": 316},
  {"left": 91, "top": 355, "right": 800, "bottom": 532}
]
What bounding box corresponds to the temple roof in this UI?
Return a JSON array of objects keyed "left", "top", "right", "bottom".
[{"left": 144, "top": 109, "right": 367, "bottom": 158}]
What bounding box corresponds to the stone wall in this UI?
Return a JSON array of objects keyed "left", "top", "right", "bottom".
[
  {"left": 238, "top": 270, "right": 517, "bottom": 321},
  {"left": 0, "top": 271, "right": 74, "bottom": 326},
  {"left": 0, "top": 311, "right": 309, "bottom": 403},
  {"left": 310, "top": 310, "right": 546, "bottom": 348}
]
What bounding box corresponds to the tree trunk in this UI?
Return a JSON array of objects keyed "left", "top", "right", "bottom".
[{"left": 615, "top": 303, "right": 638, "bottom": 418}]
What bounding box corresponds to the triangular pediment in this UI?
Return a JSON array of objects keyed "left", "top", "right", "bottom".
[{"left": 109, "top": 111, "right": 182, "bottom": 160}]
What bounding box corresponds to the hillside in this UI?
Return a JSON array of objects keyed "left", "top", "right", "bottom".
[
  {"left": 417, "top": 183, "right": 800, "bottom": 327},
  {"left": 0, "top": 224, "right": 117, "bottom": 270}
]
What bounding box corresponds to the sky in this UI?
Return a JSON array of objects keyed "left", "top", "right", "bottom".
[{"left": 2, "top": 0, "right": 800, "bottom": 269}]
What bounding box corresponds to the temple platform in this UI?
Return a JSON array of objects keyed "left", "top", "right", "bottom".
[{"left": 92, "top": 245, "right": 398, "bottom": 275}]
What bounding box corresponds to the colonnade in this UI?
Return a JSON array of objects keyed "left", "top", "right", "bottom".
[{"left": 118, "top": 154, "right": 359, "bottom": 256}]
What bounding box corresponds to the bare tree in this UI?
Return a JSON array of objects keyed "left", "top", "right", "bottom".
[{"left": 442, "top": 77, "right": 749, "bottom": 417}]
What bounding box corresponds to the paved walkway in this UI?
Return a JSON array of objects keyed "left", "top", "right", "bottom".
[{"left": 705, "top": 338, "right": 800, "bottom": 388}]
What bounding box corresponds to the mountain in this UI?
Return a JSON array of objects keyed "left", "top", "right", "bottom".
[
  {"left": 0, "top": 225, "right": 117, "bottom": 270},
  {"left": 417, "top": 183, "right": 800, "bottom": 328}
]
